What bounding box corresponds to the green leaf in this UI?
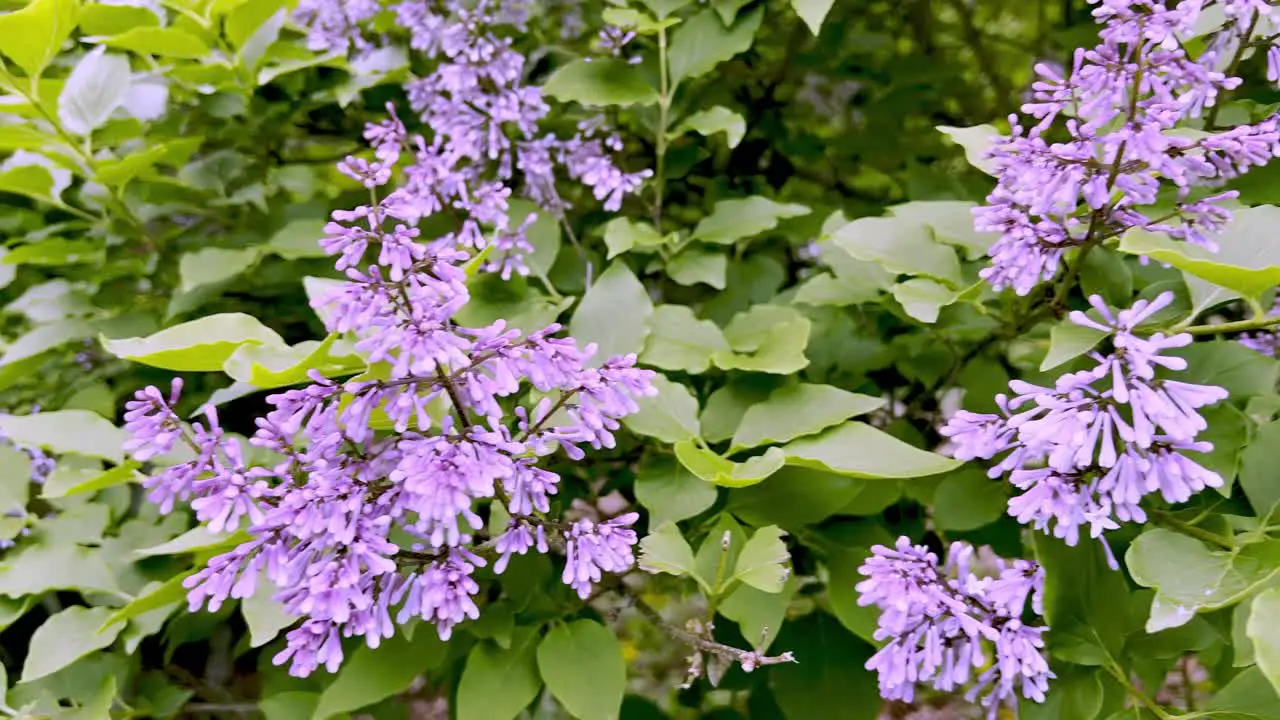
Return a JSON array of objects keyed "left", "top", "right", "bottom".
[
  {"left": 793, "top": 273, "right": 881, "bottom": 307},
  {"left": 639, "top": 0, "right": 692, "bottom": 18},
  {"left": 937, "top": 124, "right": 999, "bottom": 175},
  {"left": 0, "top": 125, "right": 57, "bottom": 152},
  {"left": 0, "top": 410, "right": 125, "bottom": 463},
  {"left": 0, "top": 541, "right": 123, "bottom": 598},
  {"left": 731, "top": 383, "right": 883, "bottom": 451},
  {"left": 1237, "top": 598, "right": 1258, "bottom": 667},
  {"left": 789, "top": 0, "right": 834, "bottom": 34},
  {"left": 675, "top": 106, "right": 746, "bottom": 148},
  {"left": 830, "top": 216, "right": 963, "bottom": 285},
  {"left": 102, "top": 26, "right": 212, "bottom": 58},
  {"left": 0, "top": 318, "right": 95, "bottom": 366},
  {"left": 623, "top": 375, "right": 700, "bottom": 443},
  {"left": 692, "top": 196, "right": 810, "bottom": 245},
  {"left": 310, "top": 629, "right": 446, "bottom": 719},
  {"left": 41, "top": 460, "right": 139, "bottom": 499},
  {"left": 0, "top": 164, "right": 55, "bottom": 204},
  {"left": 222, "top": 335, "right": 362, "bottom": 389},
  {"left": 695, "top": 514, "right": 747, "bottom": 595},
  {"left": 571, "top": 262, "right": 653, "bottom": 359},
  {"left": 103, "top": 312, "right": 286, "bottom": 371},
  {"left": 639, "top": 521, "right": 701, "bottom": 583},
  {"left": 1127, "top": 530, "right": 1280, "bottom": 630},
  {"left": 263, "top": 693, "right": 319, "bottom": 720},
  {"left": 668, "top": 7, "right": 762, "bottom": 84},
  {"left": 675, "top": 440, "right": 786, "bottom": 488},
  {"left": 1171, "top": 340, "right": 1279, "bottom": 401},
  {"left": 640, "top": 305, "right": 731, "bottom": 374},
  {"left": 885, "top": 201, "right": 995, "bottom": 260},
  {"left": 1242, "top": 419, "right": 1280, "bottom": 514},
  {"left": 727, "top": 467, "right": 863, "bottom": 528},
  {"left": 634, "top": 454, "right": 717, "bottom": 526},
  {"left": 1118, "top": 207, "right": 1280, "bottom": 300},
  {"left": 4, "top": 238, "right": 105, "bottom": 266},
  {"left": 179, "top": 246, "right": 263, "bottom": 292},
  {"left": 713, "top": 305, "right": 811, "bottom": 374},
  {"left": 602, "top": 217, "right": 668, "bottom": 258},
  {"left": 769, "top": 613, "right": 877, "bottom": 720},
  {"left": 135, "top": 526, "right": 247, "bottom": 557},
  {"left": 537, "top": 621, "right": 626, "bottom": 720},
  {"left": 701, "top": 377, "right": 780, "bottom": 443},
  {"left": 79, "top": 3, "right": 158, "bottom": 35},
  {"left": 94, "top": 143, "right": 172, "bottom": 187},
  {"left": 889, "top": 278, "right": 959, "bottom": 323},
  {"left": 542, "top": 58, "right": 657, "bottom": 107},
  {"left": 1023, "top": 666, "right": 1103, "bottom": 720},
  {"left": 1248, "top": 588, "right": 1280, "bottom": 696},
  {"left": 242, "top": 578, "right": 294, "bottom": 648},
  {"left": 718, "top": 576, "right": 794, "bottom": 650},
  {"left": 731, "top": 525, "right": 789, "bottom": 593},
  {"left": 1034, "top": 534, "right": 1131, "bottom": 663},
  {"left": 264, "top": 218, "right": 326, "bottom": 259},
  {"left": 667, "top": 246, "right": 727, "bottom": 289},
  {"left": 930, "top": 467, "right": 1010, "bottom": 532},
  {"left": 1206, "top": 667, "right": 1280, "bottom": 718},
  {"left": 21, "top": 607, "right": 122, "bottom": 683},
  {"left": 456, "top": 630, "right": 542, "bottom": 720},
  {"left": 510, "top": 200, "right": 561, "bottom": 277},
  {"left": 0, "top": 0, "right": 79, "bottom": 79},
  {"left": 58, "top": 47, "right": 130, "bottom": 135},
  {"left": 1079, "top": 246, "right": 1134, "bottom": 306},
  {"left": 781, "top": 422, "right": 959, "bottom": 479},
  {"left": 1185, "top": 272, "right": 1242, "bottom": 321},
  {"left": 1041, "top": 320, "right": 1110, "bottom": 371},
  {"left": 103, "top": 571, "right": 193, "bottom": 628}
]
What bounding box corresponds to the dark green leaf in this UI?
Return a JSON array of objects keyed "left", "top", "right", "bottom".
[
  {"left": 537, "top": 620, "right": 627, "bottom": 720},
  {"left": 543, "top": 59, "right": 658, "bottom": 107},
  {"left": 668, "top": 8, "right": 763, "bottom": 84}
]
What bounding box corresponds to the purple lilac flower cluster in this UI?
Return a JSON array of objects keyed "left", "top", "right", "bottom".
[
  {"left": 122, "top": 159, "right": 656, "bottom": 676},
  {"left": 296, "top": 0, "right": 650, "bottom": 279},
  {"left": 857, "top": 538, "right": 1051, "bottom": 717},
  {"left": 1239, "top": 295, "right": 1280, "bottom": 356},
  {"left": 976, "top": 0, "right": 1280, "bottom": 295},
  {"left": 941, "top": 292, "right": 1227, "bottom": 554}
]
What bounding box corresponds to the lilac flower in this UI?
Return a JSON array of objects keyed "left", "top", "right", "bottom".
[
  {"left": 857, "top": 538, "right": 1051, "bottom": 717},
  {"left": 562, "top": 513, "right": 639, "bottom": 599},
  {"left": 941, "top": 292, "right": 1227, "bottom": 551},
  {"left": 1240, "top": 295, "right": 1280, "bottom": 356},
  {"left": 975, "top": 0, "right": 1280, "bottom": 295}
]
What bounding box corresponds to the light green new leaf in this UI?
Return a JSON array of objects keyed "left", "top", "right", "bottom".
[
  {"left": 937, "top": 124, "right": 999, "bottom": 175},
  {"left": 0, "top": 542, "right": 122, "bottom": 598},
  {"left": 640, "top": 305, "right": 731, "bottom": 374},
  {"left": 732, "top": 526, "right": 789, "bottom": 593},
  {"left": 676, "top": 106, "right": 746, "bottom": 148},
  {"left": 135, "top": 526, "right": 247, "bottom": 557},
  {"left": 242, "top": 577, "right": 295, "bottom": 648},
  {"left": 1247, "top": 588, "right": 1280, "bottom": 696},
  {"left": 602, "top": 7, "right": 681, "bottom": 32},
  {"left": 1204, "top": 667, "right": 1280, "bottom": 718},
  {"left": 79, "top": 3, "right": 157, "bottom": 35},
  {"left": 103, "top": 312, "right": 286, "bottom": 371},
  {"left": 265, "top": 218, "right": 327, "bottom": 259},
  {"left": 0, "top": 410, "right": 125, "bottom": 463},
  {"left": 102, "top": 26, "right": 211, "bottom": 58},
  {"left": 537, "top": 621, "right": 626, "bottom": 720},
  {"left": 675, "top": 440, "right": 786, "bottom": 488},
  {"left": 640, "top": 0, "right": 693, "bottom": 18},
  {"left": 22, "top": 607, "right": 122, "bottom": 683},
  {"left": 103, "top": 571, "right": 193, "bottom": 628},
  {"left": 543, "top": 58, "right": 657, "bottom": 107},
  {"left": 222, "top": 335, "right": 362, "bottom": 389},
  {"left": 782, "top": 421, "right": 960, "bottom": 478},
  {"left": 731, "top": 383, "right": 883, "bottom": 451},
  {"left": 713, "top": 305, "right": 811, "bottom": 374},
  {"left": 0, "top": 164, "right": 55, "bottom": 204},
  {"left": 1040, "top": 320, "right": 1110, "bottom": 371},
  {"left": 311, "top": 631, "right": 447, "bottom": 720},
  {"left": 0, "top": 0, "right": 80, "bottom": 79},
  {"left": 886, "top": 201, "right": 995, "bottom": 260},
  {"left": 830, "top": 216, "right": 963, "bottom": 285},
  {"left": 571, "top": 262, "right": 653, "bottom": 359},
  {"left": 635, "top": 455, "right": 717, "bottom": 526},
  {"left": 667, "top": 247, "right": 727, "bottom": 289},
  {"left": 0, "top": 125, "right": 56, "bottom": 152},
  {"left": 639, "top": 521, "right": 701, "bottom": 582},
  {"left": 509, "top": 199, "right": 561, "bottom": 276},
  {"left": 179, "top": 246, "right": 263, "bottom": 292},
  {"left": 693, "top": 196, "right": 811, "bottom": 245},
  {"left": 792, "top": 273, "right": 882, "bottom": 307},
  {"left": 58, "top": 47, "right": 130, "bottom": 135},
  {"left": 1119, "top": 206, "right": 1280, "bottom": 300},
  {"left": 4, "top": 238, "right": 104, "bottom": 266},
  {"left": 94, "top": 143, "right": 172, "bottom": 187},
  {"left": 1185, "top": 272, "right": 1242, "bottom": 321},
  {"left": 602, "top": 217, "right": 668, "bottom": 258},
  {"left": 456, "top": 630, "right": 542, "bottom": 720},
  {"left": 890, "top": 278, "right": 959, "bottom": 323},
  {"left": 789, "top": 0, "right": 835, "bottom": 34},
  {"left": 668, "top": 7, "right": 762, "bottom": 84},
  {"left": 719, "top": 576, "right": 795, "bottom": 650},
  {"left": 0, "top": 318, "right": 95, "bottom": 366},
  {"left": 623, "top": 375, "right": 700, "bottom": 443},
  {"left": 42, "top": 460, "right": 139, "bottom": 499}
]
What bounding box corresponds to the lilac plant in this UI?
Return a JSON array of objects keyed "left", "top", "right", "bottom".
[
  {"left": 296, "top": 0, "right": 650, "bottom": 280},
  {"left": 976, "top": 0, "right": 1280, "bottom": 295},
  {"left": 941, "top": 292, "right": 1227, "bottom": 555},
  {"left": 857, "top": 538, "right": 1050, "bottom": 717}
]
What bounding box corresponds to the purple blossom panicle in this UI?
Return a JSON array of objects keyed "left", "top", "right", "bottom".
[
  {"left": 857, "top": 538, "right": 1051, "bottom": 718},
  {"left": 941, "top": 292, "right": 1227, "bottom": 553},
  {"left": 123, "top": 61, "right": 656, "bottom": 672},
  {"left": 976, "top": 0, "right": 1280, "bottom": 295},
  {"left": 293, "top": 0, "right": 650, "bottom": 278}
]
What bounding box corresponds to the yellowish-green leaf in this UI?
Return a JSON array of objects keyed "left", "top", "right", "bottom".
[
  {"left": 103, "top": 313, "right": 286, "bottom": 371},
  {"left": 731, "top": 383, "right": 884, "bottom": 451},
  {"left": 782, "top": 421, "right": 960, "bottom": 479}
]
